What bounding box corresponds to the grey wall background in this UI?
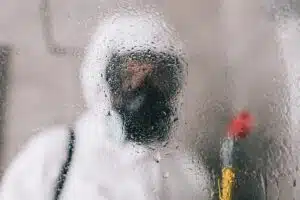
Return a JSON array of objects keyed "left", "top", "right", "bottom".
[
  {"left": 0, "top": 0, "right": 86, "bottom": 172},
  {"left": 0, "top": 46, "right": 10, "bottom": 165},
  {"left": 0, "top": 0, "right": 299, "bottom": 198}
]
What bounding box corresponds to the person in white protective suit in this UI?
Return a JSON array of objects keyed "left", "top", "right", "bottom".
[{"left": 0, "top": 12, "right": 212, "bottom": 200}]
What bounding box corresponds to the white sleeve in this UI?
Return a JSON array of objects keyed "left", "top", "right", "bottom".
[{"left": 0, "top": 126, "right": 69, "bottom": 200}]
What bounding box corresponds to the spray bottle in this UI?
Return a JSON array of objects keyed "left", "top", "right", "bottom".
[{"left": 218, "top": 111, "right": 254, "bottom": 200}]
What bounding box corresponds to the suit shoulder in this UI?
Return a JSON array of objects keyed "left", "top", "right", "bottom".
[
  {"left": 18, "top": 125, "right": 70, "bottom": 160},
  {"left": 0, "top": 125, "right": 71, "bottom": 199}
]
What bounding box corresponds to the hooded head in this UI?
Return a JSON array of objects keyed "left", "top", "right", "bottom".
[{"left": 80, "top": 12, "right": 187, "bottom": 145}]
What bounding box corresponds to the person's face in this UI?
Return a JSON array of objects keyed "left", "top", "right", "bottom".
[{"left": 105, "top": 50, "right": 183, "bottom": 144}]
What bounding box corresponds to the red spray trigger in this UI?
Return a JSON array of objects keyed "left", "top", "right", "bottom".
[{"left": 227, "top": 111, "right": 254, "bottom": 139}]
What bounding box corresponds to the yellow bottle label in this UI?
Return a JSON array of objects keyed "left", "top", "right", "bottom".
[{"left": 219, "top": 167, "right": 235, "bottom": 200}]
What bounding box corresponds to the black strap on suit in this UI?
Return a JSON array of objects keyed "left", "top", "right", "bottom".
[{"left": 53, "top": 127, "right": 76, "bottom": 200}]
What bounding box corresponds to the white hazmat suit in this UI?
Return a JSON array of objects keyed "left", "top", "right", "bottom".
[{"left": 0, "top": 12, "right": 212, "bottom": 200}]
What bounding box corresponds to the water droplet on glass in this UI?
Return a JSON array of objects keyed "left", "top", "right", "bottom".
[
  {"left": 153, "top": 151, "right": 161, "bottom": 163},
  {"left": 163, "top": 172, "right": 169, "bottom": 179}
]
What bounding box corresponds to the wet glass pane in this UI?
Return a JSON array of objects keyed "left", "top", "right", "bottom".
[{"left": 0, "top": 0, "right": 299, "bottom": 200}]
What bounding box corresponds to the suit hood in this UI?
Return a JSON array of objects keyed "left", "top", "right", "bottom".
[{"left": 80, "top": 12, "right": 187, "bottom": 144}]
